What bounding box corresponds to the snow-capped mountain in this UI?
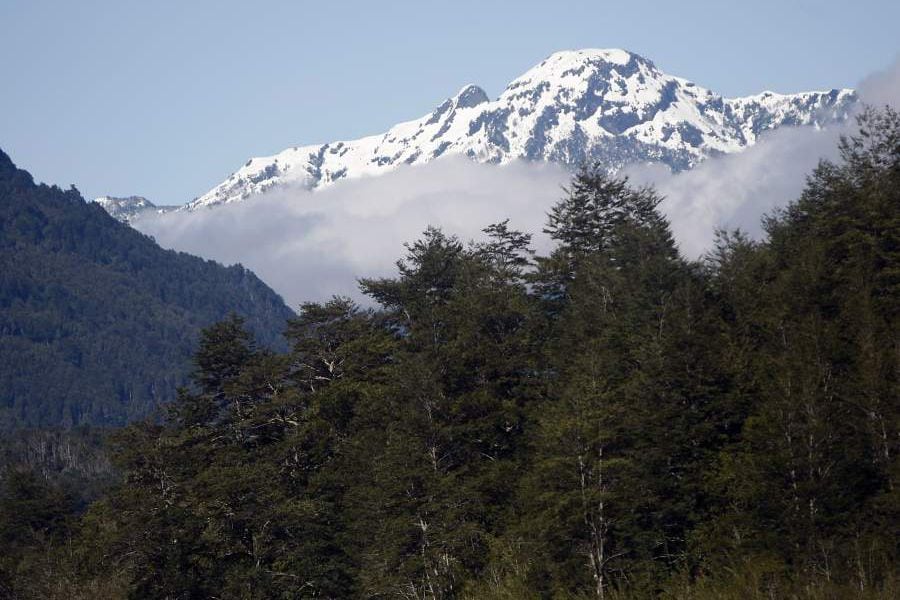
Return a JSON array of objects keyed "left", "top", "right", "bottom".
[
  {"left": 93, "top": 196, "right": 177, "bottom": 223},
  {"left": 187, "top": 48, "right": 856, "bottom": 210}
]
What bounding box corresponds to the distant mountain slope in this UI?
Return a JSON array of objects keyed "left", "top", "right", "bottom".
[
  {"left": 187, "top": 48, "right": 856, "bottom": 209},
  {"left": 0, "top": 149, "right": 295, "bottom": 428},
  {"left": 92, "top": 196, "right": 177, "bottom": 223}
]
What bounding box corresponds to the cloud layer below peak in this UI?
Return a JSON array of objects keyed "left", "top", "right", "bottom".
[{"left": 134, "top": 59, "right": 900, "bottom": 309}]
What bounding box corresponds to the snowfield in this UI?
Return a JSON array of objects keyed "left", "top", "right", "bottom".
[{"left": 185, "top": 48, "right": 855, "bottom": 210}]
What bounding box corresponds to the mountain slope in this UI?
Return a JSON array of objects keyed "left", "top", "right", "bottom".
[
  {"left": 0, "top": 149, "right": 295, "bottom": 428},
  {"left": 188, "top": 48, "right": 856, "bottom": 209},
  {"left": 93, "top": 195, "right": 177, "bottom": 223}
]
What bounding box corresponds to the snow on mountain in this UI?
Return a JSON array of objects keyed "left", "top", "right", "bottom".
[
  {"left": 186, "top": 48, "right": 857, "bottom": 210},
  {"left": 93, "top": 196, "right": 177, "bottom": 223}
]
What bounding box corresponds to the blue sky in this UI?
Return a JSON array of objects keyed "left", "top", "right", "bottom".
[{"left": 2, "top": 0, "right": 898, "bottom": 203}]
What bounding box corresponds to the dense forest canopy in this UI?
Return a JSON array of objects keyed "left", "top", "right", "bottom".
[
  {"left": 1, "top": 108, "right": 899, "bottom": 598},
  {"left": 0, "top": 149, "right": 294, "bottom": 428}
]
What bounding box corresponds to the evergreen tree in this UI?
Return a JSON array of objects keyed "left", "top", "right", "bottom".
[{"left": 5, "top": 111, "right": 900, "bottom": 599}]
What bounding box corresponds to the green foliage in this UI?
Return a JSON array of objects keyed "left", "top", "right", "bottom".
[
  {"left": 2, "top": 109, "right": 900, "bottom": 597},
  {"left": 0, "top": 149, "right": 294, "bottom": 428}
]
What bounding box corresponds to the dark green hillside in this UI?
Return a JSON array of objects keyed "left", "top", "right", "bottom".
[
  {"left": 1, "top": 111, "right": 898, "bottom": 599},
  {"left": 7, "top": 109, "right": 890, "bottom": 599},
  {"left": 0, "top": 149, "right": 294, "bottom": 428}
]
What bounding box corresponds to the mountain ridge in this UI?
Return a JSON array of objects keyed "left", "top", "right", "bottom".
[
  {"left": 93, "top": 195, "right": 177, "bottom": 223},
  {"left": 184, "top": 48, "right": 856, "bottom": 210},
  {"left": 0, "top": 148, "right": 295, "bottom": 428}
]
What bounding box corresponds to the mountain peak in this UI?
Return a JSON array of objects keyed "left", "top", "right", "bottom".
[
  {"left": 453, "top": 84, "right": 490, "bottom": 109},
  {"left": 184, "top": 51, "right": 857, "bottom": 210},
  {"left": 0, "top": 147, "right": 34, "bottom": 188},
  {"left": 515, "top": 48, "right": 651, "bottom": 81},
  {"left": 93, "top": 195, "right": 177, "bottom": 223},
  {"left": 94, "top": 195, "right": 154, "bottom": 208},
  {"left": 0, "top": 148, "right": 14, "bottom": 173},
  {"left": 499, "top": 47, "right": 659, "bottom": 103},
  {"left": 545, "top": 48, "right": 640, "bottom": 66}
]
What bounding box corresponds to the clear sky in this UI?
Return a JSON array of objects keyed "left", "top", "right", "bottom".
[{"left": 2, "top": 0, "right": 898, "bottom": 204}]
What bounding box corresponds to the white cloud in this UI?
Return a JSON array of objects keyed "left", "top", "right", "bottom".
[
  {"left": 135, "top": 158, "right": 568, "bottom": 307},
  {"left": 624, "top": 56, "right": 900, "bottom": 258},
  {"left": 135, "top": 61, "right": 900, "bottom": 308},
  {"left": 858, "top": 54, "right": 900, "bottom": 109},
  {"left": 623, "top": 125, "right": 845, "bottom": 257}
]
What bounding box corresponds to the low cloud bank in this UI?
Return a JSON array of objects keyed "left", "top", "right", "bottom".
[
  {"left": 136, "top": 159, "right": 569, "bottom": 305},
  {"left": 136, "top": 61, "right": 900, "bottom": 308},
  {"left": 625, "top": 55, "right": 899, "bottom": 258},
  {"left": 624, "top": 125, "right": 845, "bottom": 257},
  {"left": 858, "top": 55, "right": 900, "bottom": 109}
]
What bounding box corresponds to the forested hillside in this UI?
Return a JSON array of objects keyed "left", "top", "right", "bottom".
[
  {"left": 0, "top": 150, "right": 294, "bottom": 428},
  {"left": 2, "top": 109, "right": 898, "bottom": 598}
]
